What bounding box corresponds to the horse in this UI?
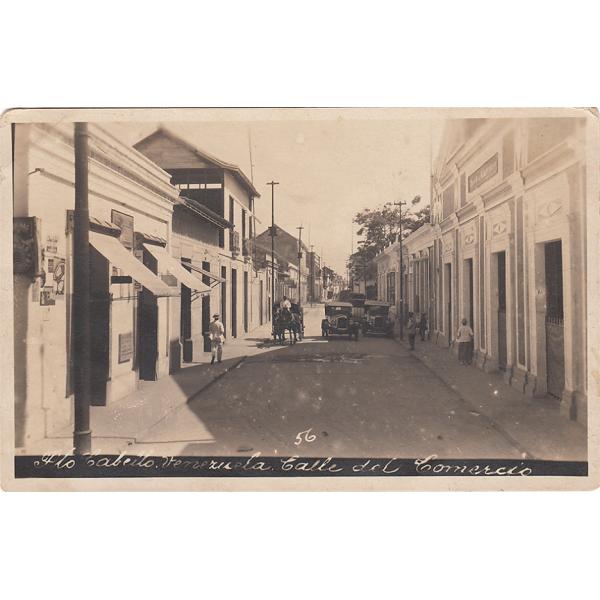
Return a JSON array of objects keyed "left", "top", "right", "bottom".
[{"left": 272, "top": 308, "right": 297, "bottom": 345}]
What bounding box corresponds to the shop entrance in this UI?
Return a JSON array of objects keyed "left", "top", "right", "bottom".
[
  {"left": 496, "top": 251, "right": 507, "bottom": 370},
  {"left": 180, "top": 258, "right": 192, "bottom": 362},
  {"left": 544, "top": 240, "right": 565, "bottom": 398},
  {"left": 444, "top": 263, "right": 452, "bottom": 344},
  {"left": 466, "top": 258, "right": 474, "bottom": 331},
  {"left": 89, "top": 247, "right": 110, "bottom": 406},
  {"left": 259, "top": 280, "right": 264, "bottom": 326},
  {"left": 220, "top": 266, "right": 227, "bottom": 332},
  {"left": 138, "top": 248, "right": 159, "bottom": 380},
  {"left": 202, "top": 261, "right": 211, "bottom": 352},
  {"left": 231, "top": 267, "right": 237, "bottom": 338},
  {"left": 243, "top": 271, "right": 249, "bottom": 333}
]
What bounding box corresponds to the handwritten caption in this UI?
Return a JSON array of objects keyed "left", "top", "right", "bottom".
[{"left": 29, "top": 452, "right": 533, "bottom": 477}]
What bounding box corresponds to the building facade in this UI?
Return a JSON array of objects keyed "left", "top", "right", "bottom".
[
  {"left": 134, "top": 129, "right": 268, "bottom": 343},
  {"left": 13, "top": 123, "right": 190, "bottom": 446},
  {"left": 307, "top": 250, "right": 323, "bottom": 303},
  {"left": 410, "top": 116, "right": 587, "bottom": 422},
  {"left": 254, "top": 225, "right": 309, "bottom": 305}
]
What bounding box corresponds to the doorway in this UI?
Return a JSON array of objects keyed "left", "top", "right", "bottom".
[
  {"left": 89, "top": 246, "right": 110, "bottom": 405},
  {"left": 220, "top": 266, "right": 227, "bottom": 333},
  {"left": 180, "top": 258, "right": 192, "bottom": 362},
  {"left": 259, "top": 280, "right": 264, "bottom": 326},
  {"left": 544, "top": 240, "right": 564, "bottom": 398},
  {"left": 231, "top": 267, "right": 237, "bottom": 338},
  {"left": 444, "top": 263, "right": 452, "bottom": 343},
  {"left": 243, "top": 271, "right": 249, "bottom": 333},
  {"left": 202, "top": 261, "right": 211, "bottom": 352},
  {"left": 465, "top": 258, "right": 474, "bottom": 330},
  {"left": 496, "top": 251, "right": 507, "bottom": 370},
  {"left": 138, "top": 247, "right": 159, "bottom": 380}
]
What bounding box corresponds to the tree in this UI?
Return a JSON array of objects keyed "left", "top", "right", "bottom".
[{"left": 347, "top": 196, "right": 430, "bottom": 285}]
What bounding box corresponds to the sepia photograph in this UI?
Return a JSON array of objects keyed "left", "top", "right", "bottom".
[{"left": 1, "top": 107, "right": 598, "bottom": 490}]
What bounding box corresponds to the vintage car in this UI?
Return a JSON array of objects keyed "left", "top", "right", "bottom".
[
  {"left": 361, "top": 300, "right": 394, "bottom": 337},
  {"left": 324, "top": 301, "right": 360, "bottom": 340}
]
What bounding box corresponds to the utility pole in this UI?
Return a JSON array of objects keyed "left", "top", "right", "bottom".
[
  {"left": 267, "top": 181, "right": 279, "bottom": 317},
  {"left": 310, "top": 244, "right": 314, "bottom": 306},
  {"left": 394, "top": 199, "right": 406, "bottom": 340},
  {"left": 73, "top": 123, "right": 92, "bottom": 454},
  {"left": 296, "top": 225, "right": 304, "bottom": 305}
]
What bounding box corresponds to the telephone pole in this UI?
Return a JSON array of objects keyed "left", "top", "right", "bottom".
[
  {"left": 267, "top": 181, "right": 279, "bottom": 316},
  {"left": 296, "top": 226, "right": 304, "bottom": 305},
  {"left": 394, "top": 199, "right": 406, "bottom": 340},
  {"left": 310, "top": 244, "right": 315, "bottom": 306},
  {"left": 73, "top": 123, "right": 92, "bottom": 454}
]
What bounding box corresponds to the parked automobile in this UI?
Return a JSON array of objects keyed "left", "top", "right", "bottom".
[
  {"left": 361, "top": 300, "right": 394, "bottom": 337},
  {"left": 324, "top": 301, "right": 360, "bottom": 341}
]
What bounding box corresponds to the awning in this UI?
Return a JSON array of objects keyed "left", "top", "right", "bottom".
[
  {"left": 143, "top": 244, "right": 211, "bottom": 295},
  {"left": 188, "top": 264, "right": 226, "bottom": 284},
  {"left": 89, "top": 232, "right": 179, "bottom": 297}
]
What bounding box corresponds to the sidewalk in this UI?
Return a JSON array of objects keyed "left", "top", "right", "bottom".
[
  {"left": 394, "top": 334, "right": 587, "bottom": 461},
  {"left": 21, "top": 319, "right": 278, "bottom": 456}
]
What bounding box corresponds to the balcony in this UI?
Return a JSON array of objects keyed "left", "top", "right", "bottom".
[
  {"left": 229, "top": 230, "right": 240, "bottom": 256},
  {"left": 242, "top": 237, "right": 251, "bottom": 257}
]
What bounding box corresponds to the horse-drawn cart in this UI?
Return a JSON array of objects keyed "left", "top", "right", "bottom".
[{"left": 272, "top": 302, "right": 304, "bottom": 345}]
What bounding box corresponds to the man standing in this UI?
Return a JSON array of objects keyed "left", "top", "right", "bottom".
[
  {"left": 208, "top": 313, "right": 225, "bottom": 365},
  {"left": 406, "top": 312, "right": 417, "bottom": 350}
]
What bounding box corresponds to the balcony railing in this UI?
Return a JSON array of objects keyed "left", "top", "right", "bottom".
[
  {"left": 229, "top": 230, "right": 240, "bottom": 256},
  {"left": 242, "top": 237, "right": 251, "bottom": 257}
]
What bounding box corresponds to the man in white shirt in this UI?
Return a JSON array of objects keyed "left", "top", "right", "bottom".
[
  {"left": 208, "top": 313, "right": 225, "bottom": 365},
  {"left": 280, "top": 295, "right": 292, "bottom": 310}
]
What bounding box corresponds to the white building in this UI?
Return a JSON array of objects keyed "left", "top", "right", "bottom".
[{"left": 13, "top": 123, "right": 197, "bottom": 446}]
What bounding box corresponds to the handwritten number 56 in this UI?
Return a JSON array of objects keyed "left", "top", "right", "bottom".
[{"left": 295, "top": 428, "right": 316, "bottom": 446}]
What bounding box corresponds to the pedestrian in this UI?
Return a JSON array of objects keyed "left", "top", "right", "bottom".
[
  {"left": 419, "top": 312, "right": 428, "bottom": 341},
  {"left": 321, "top": 317, "right": 330, "bottom": 337},
  {"left": 208, "top": 313, "right": 225, "bottom": 365},
  {"left": 456, "top": 318, "right": 474, "bottom": 366},
  {"left": 406, "top": 312, "right": 417, "bottom": 350}
]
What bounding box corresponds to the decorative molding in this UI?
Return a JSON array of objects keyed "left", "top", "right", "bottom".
[
  {"left": 481, "top": 180, "right": 513, "bottom": 209},
  {"left": 492, "top": 220, "right": 507, "bottom": 237},
  {"left": 536, "top": 198, "right": 563, "bottom": 221},
  {"left": 456, "top": 201, "right": 478, "bottom": 223},
  {"left": 521, "top": 141, "right": 578, "bottom": 189}
]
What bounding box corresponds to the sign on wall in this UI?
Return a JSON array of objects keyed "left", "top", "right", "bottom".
[
  {"left": 13, "top": 217, "right": 40, "bottom": 277},
  {"left": 468, "top": 154, "right": 498, "bottom": 192},
  {"left": 111, "top": 210, "right": 134, "bottom": 249},
  {"left": 40, "top": 287, "right": 56, "bottom": 306},
  {"left": 118, "top": 332, "right": 134, "bottom": 363}
]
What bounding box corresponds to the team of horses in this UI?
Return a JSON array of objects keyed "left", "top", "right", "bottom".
[{"left": 272, "top": 307, "right": 303, "bottom": 345}]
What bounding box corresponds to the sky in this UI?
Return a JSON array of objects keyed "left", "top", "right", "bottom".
[{"left": 104, "top": 110, "right": 442, "bottom": 275}]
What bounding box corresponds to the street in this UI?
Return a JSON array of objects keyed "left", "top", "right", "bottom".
[{"left": 132, "top": 306, "right": 539, "bottom": 459}]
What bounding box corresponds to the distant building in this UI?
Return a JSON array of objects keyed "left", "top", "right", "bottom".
[
  {"left": 254, "top": 225, "right": 309, "bottom": 304},
  {"left": 135, "top": 128, "right": 268, "bottom": 343},
  {"left": 307, "top": 250, "right": 322, "bottom": 303}
]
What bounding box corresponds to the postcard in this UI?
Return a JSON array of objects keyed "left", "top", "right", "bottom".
[{"left": 1, "top": 107, "right": 598, "bottom": 490}]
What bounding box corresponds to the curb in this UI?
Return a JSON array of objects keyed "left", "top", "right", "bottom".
[
  {"left": 132, "top": 356, "right": 248, "bottom": 443},
  {"left": 186, "top": 356, "right": 247, "bottom": 404}
]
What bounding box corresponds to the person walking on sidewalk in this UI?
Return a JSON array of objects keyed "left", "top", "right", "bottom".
[
  {"left": 208, "top": 313, "right": 225, "bottom": 365},
  {"left": 419, "top": 312, "right": 428, "bottom": 341},
  {"left": 456, "top": 318, "right": 474, "bottom": 366},
  {"left": 321, "top": 317, "right": 330, "bottom": 337},
  {"left": 406, "top": 312, "right": 417, "bottom": 350}
]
